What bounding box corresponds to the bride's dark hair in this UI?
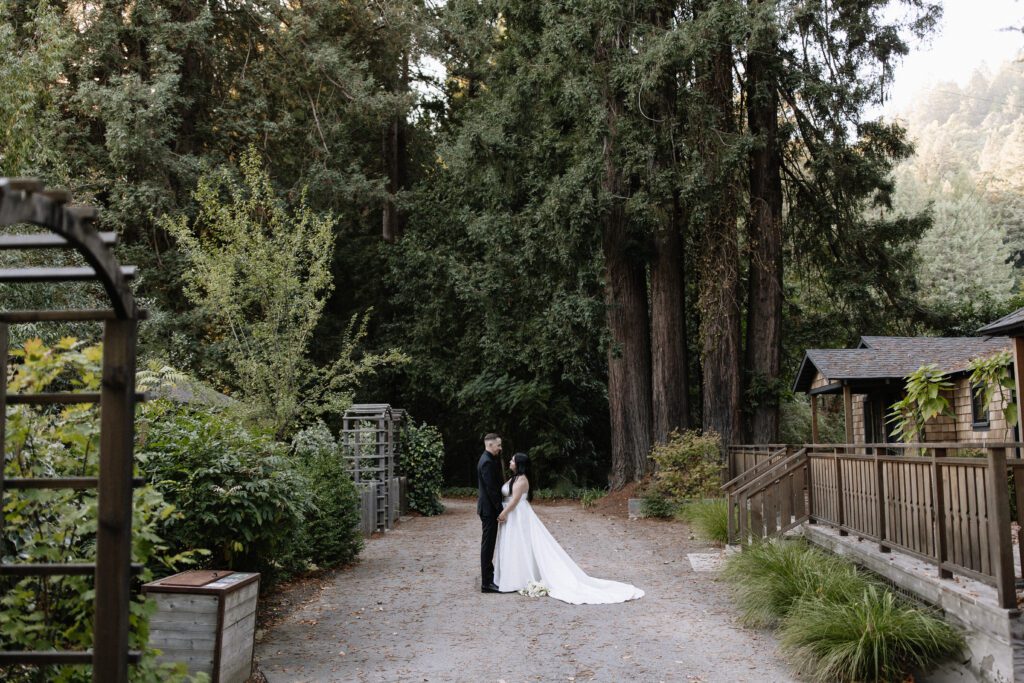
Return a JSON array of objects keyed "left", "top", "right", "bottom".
[{"left": 510, "top": 452, "right": 533, "bottom": 502}]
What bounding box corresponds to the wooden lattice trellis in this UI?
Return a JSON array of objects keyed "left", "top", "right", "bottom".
[
  {"left": 341, "top": 403, "right": 406, "bottom": 533},
  {"left": 0, "top": 178, "right": 142, "bottom": 682}
]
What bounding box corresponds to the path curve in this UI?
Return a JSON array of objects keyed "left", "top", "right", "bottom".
[{"left": 256, "top": 498, "right": 796, "bottom": 682}]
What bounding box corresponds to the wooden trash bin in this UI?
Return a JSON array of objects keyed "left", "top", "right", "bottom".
[{"left": 142, "top": 569, "right": 260, "bottom": 683}]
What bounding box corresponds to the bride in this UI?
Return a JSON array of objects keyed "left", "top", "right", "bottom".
[{"left": 493, "top": 452, "right": 644, "bottom": 604}]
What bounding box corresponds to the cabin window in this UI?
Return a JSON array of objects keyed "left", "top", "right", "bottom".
[{"left": 971, "top": 383, "right": 990, "bottom": 430}]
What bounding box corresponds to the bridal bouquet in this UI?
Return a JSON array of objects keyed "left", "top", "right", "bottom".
[{"left": 519, "top": 580, "right": 549, "bottom": 597}]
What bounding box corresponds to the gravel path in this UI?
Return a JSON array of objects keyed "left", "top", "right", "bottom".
[{"left": 255, "top": 498, "right": 796, "bottom": 683}]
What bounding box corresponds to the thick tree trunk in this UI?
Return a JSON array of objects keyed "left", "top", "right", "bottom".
[
  {"left": 744, "top": 33, "right": 784, "bottom": 444},
  {"left": 605, "top": 211, "right": 653, "bottom": 488},
  {"left": 651, "top": 203, "right": 689, "bottom": 443},
  {"left": 649, "top": 1, "right": 689, "bottom": 444},
  {"left": 696, "top": 31, "right": 742, "bottom": 448},
  {"left": 600, "top": 33, "right": 652, "bottom": 489}
]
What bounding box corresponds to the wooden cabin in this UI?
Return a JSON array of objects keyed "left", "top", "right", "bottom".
[{"left": 792, "top": 336, "right": 1014, "bottom": 445}]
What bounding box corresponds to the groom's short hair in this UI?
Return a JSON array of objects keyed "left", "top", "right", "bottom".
[{"left": 484, "top": 433, "right": 500, "bottom": 444}]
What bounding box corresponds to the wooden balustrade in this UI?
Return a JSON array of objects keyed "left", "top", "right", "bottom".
[{"left": 727, "top": 442, "right": 1023, "bottom": 609}]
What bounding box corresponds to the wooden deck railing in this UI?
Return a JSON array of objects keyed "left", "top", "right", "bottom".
[{"left": 726, "top": 442, "right": 1024, "bottom": 609}]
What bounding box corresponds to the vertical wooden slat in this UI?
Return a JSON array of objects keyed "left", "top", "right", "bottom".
[
  {"left": 933, "top": 449, "right": 952, "bottom": 578},
  {"left": 836, "top": 454, "right": 847, "bottom": 534},
  {"left": 806, "top": 456, "right": 816, "bottom": 522},
  {"left": 966, "top": 465, "right": 980, "bottom": 572},
  {"left": 975, "top": 464, "right": 991, "bottom": 576},
  {"left": 93, "top": 319, "right": 137, "bottom": 683},
  {"left": 875, "top": 449, "right": 888, "bottom": 552},
  {"left": 1014, "top": 465, "right": 1024, "bottom": 579},
  {"left": 986, "top": 448, "right": 1016, "bottom": 608}
]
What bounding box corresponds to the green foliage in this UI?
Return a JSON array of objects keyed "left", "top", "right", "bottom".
[
  {"left": 291, "top": 423, "right": 364, "bottom": 568},
  {"left": 779, "top": 394, "right": 847, "bottom": 444},
  {"left": 649, "top": 431, "right": 723, "bottom": 503},
  {"left": 0, "top": 339, "right": 200, "bottom": 682},
  {"left": 579, "top": 488, "right": 606, "bottom": 509},
  {"left": 441, "top": 486, "right": 478, "bottom": 498},
  {"left": 722, "top": 539, "right": 877, "bottom": 628},
  {"left": 163, "top": 147, "right": 406, "bottom": 436},
  {"left": 138, "top": 400, "right": 311, "bottom": 584},
  {"left": 640, "top": 492, "right": 679, "bottom": 519},
  {"left": 887, "top": 364, "right": 954, "bottom": 443},
  {"left": 680, "top": 499, "right": 730, "bottom": 545},
  {"left": 968, "top": 350, "right": 1018, "bottom": 428},
  {"left": 723, "top": 539, "right": 963, "bottom": 682},
  {"left": 398, "top": 421, "right": 445, "bottom": 516},
  {"left": 780, "top": 587, "right": 964, "bottom": 683}
]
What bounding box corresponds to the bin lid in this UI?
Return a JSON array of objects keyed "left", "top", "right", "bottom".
[{"left": 143, "top": 569, "right": 260, "bottom": 595}]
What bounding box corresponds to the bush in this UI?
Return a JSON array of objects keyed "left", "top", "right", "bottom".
[
  {"left": 649, "top": 430, "right": 723, "bottom": 503},
  {"left": 680, "top": 499, "right": 730, "bottom": 544},
  {"left": 722, "top": 539, "right": 875, "bottom": 627},
  {"left": 579, "top": 488, "right": 606, "bottom": 508},
  {"left": 640, "top": 491, "right": 678, "bottom": 518},
  {"left": 139, "top": 400, "right": 311, "bottom": 584},
  {"left": 398, "top": 421, "right": 445, "bottom": 515},
  {"left": 292, "top": 423, "right": 363, "bottom": 568},
  {"left": 441, "top": 486, "right": 478, "bottom": 498},
  {"left": 0, "top": 339, "right": 201, "bottom": 682},
  {"left": 780, "top": 587, "right": 964, "bottom": 682}
]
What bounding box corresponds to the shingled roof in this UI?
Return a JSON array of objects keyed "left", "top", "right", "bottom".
[
  {"left": 978, "top": 306, "right": 1024, "bottom": 337},
  {"left": 792, "top": 336, "right": 1012, "bottom": 393}
]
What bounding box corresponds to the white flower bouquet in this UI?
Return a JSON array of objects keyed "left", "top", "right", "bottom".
[{"left": 519, "top": 580, "right": 549, "bottom": 597}]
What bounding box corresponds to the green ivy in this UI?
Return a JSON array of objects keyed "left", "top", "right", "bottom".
[{"left": 398, "top": 422, "right": 445, "bottom": 516}]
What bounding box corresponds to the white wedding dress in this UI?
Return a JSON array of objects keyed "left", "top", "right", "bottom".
[{"left": 493, "top": 481, "right": 644, "bottom": 604}]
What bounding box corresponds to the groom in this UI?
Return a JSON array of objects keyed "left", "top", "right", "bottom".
[{"left": 477, "top": 433, "right": 503, "bottom": 593}]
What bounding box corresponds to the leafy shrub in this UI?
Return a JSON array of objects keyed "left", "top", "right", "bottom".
[
  {"left": 398, "top": 421, "right": 445, "bottom": 515},
  {"left": 0, "top": 339, "right": 201, "bottom": 682},
  {"left": 649, "top": 430, "right": 723, "bottom": 503},
  {"left": 640, "top": 491, "right": 678, "bottom": 518},
  {"left": 441, "top": 486, "right": 478, "bottom": 498},
  {"left": 722, "top": 539, "right": 875, "bottom": 627},
  {"left": 780, "top": 587, "right": 964, "bottom": 682},
  {"left": 139, "top": 400, "right": 310, "bottom": 584},
  {"left": 579, "top": 488, "right": 606, "bottom": 508},
  {"left": 292, "top": 423, "right": 363, "bottom": 568},
  {"left": 681, "top": 499, "right": 730, "bottom": 545}
]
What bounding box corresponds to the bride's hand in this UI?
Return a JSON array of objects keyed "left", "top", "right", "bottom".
[{"left": 497, "top": 512, "right": 507, "bottom": 523}]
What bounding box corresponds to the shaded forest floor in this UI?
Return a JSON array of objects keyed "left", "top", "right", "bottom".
[{"left": 254, "top": 498, "right": 796, "bottom": 682}]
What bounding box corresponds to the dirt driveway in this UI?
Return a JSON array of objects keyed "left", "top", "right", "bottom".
[{"left": 255, "top": 498, "right": 796, "bottom": 683}]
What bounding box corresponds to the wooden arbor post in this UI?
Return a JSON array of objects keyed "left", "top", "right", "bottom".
[{"left": 0, "top": 179, "right": 142, "bottom": 682}]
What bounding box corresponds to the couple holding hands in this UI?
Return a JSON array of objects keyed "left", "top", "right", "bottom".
[{"left": 476, "top": 433, "right": 644, "bottom": 605}]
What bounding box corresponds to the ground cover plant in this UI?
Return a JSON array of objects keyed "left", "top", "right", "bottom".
[
  {"left": 723, "top": 539, "right": 963, "bottom": 681},
  {"left": 680, "top": 499, "right": 729, "bottom": 545}
]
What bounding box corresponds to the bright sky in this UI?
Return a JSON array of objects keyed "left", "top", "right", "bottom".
[{"left": 882, "top": 0, "right": 1024, "bottom": 116}]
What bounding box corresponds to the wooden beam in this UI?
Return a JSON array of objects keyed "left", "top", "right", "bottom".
[
  {"left": 811, "top": 394, "right": 820, "bottom": 444},
  {"left": 843, "top": 384, "right": 854, "bottom": 450}
]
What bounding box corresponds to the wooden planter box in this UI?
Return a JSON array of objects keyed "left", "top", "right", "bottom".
[{"left": 142, "top": 570, "right": 260, "bottom": 683}]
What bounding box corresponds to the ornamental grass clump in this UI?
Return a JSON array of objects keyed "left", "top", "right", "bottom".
[
  {"left": 680, "top": 499, "right": 730, "bottom": 545},
  {"left": 780, "top": 586, "right": 964, "bottom": 682},
  {"left": 722, "top": 539, "right": 875, "bottom": 627}
]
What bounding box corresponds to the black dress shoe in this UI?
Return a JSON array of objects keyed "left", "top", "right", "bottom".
[{"left": 481, "top": 582, "right": 501, "bottom": 593}]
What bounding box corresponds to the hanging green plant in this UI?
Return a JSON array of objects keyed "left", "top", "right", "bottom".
[
  {"left": 887, "top": 364, "right": 954, "bottom": 443},
  {"left": 968, "top": 350, "right": 1017, "bottom": 428}
]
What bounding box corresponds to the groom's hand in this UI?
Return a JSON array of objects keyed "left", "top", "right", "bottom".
[{"left": 497, "top": 512, "right": 507, "bottom": 523}]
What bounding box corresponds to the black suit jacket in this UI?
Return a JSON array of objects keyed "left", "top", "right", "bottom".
[{"left": 477, "top": 451, "right": 503, "bottom": 516}]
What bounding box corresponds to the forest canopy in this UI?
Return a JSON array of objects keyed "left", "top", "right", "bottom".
[{"left": 0, "top": 0, "right": 1018, "bottom": 488}]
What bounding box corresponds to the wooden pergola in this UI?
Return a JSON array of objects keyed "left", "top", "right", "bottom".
[{"left": 0, "top": 178, "right": 143, "bottom": 682}]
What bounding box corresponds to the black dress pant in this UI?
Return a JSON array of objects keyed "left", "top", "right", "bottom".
[{"left": 480, "top": 512, "right": 499, "bottom": 586}]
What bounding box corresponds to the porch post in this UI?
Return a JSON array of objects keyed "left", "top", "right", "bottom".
[
  {"left": 810, "top": 394, "right": 820, "bottom": 444},
  {"left": 843, "top": 384, "right": 854, "bottom": 452},
  {"left": 1014, "top": 337, "right": 1024, "bottom": 449}
]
